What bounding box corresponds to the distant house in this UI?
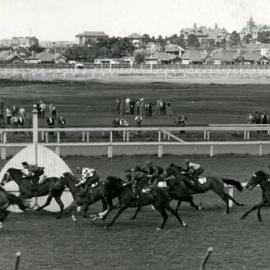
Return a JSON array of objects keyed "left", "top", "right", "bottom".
[
  {"left": 0, "top": 50, "right": 12, "bottom": 62},
  {"left": 126, "top": 33, "right": 142, "bottom": 48},
  {"left": 145, "top": 52, "right": 175, "bottom": 65},
  {"left": 145, "top": 42, "right": 162, "bottom": 53},
  {"left": 212, "top": 50, "right": 236, "bottom": 65},
  {"left": 181, "top": 50, "right": 204, "bottom": 64},
  {"left": 237, "top": 52, "right": 269, "bottom": 64},
  {"left": 7, "top": 54, "right": 25, "bottom": 64},
  {"left": 164, "top": 43, "right": 185, "bottom": 58},
  {"left": 25, "top": 50, "right": 67, "bottom": 64},
  {"left": 75, "top": 31, "right": 108, "bottom": 46}
]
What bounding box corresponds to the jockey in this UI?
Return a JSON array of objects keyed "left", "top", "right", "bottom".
[
  {"left": 182, "top": 159, "right": 204, "bottom": 190},
  {"left": 142, "top": 160, "right": 164, "bottom": 185},
  {"left": 75, "top": 166, "right": 100, "bottom": 195},
  {"left": 21, "top": 162, "right": 44, "bottom": 195}
]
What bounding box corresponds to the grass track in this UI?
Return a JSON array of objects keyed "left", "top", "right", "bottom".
[{"left": 0, "top": 155, "right": 269, "bottom": 270}]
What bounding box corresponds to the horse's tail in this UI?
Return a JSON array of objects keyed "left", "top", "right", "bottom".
[
  {"left": 6, "top": 192, "right": 30, "bottom": 211},
  {"left": 221, "top": 178, "right": 243, "bottom": 192}
]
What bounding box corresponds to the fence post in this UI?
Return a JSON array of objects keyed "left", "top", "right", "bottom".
[
  {"left": 210, "top": 145, "right": 214, "bottom": 157},
  {"left": 228, "top": 186, "right": 234, "bottom": 208},
  {"left": 1, "top": 131, "right": 7, "bottom": 160},
  {"left": 55, "top": 131, "right": 60, "bottom": 155},
  {"left": 108, "top": 131, "right": 113, "bottom": 158},
  {"left": 158, "top": 130, "right": 163, "bottom": 158},
  {"left": 259, "top": 143, "right": 263, "bottom": 156},
  {"left": 32, "top": 106, "right": 38, "bottom": 165},
  {"left": 82, "top": 131, "right": 85, "bottom": 142}
]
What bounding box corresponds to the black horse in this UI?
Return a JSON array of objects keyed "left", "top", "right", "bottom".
[
  {"left": 1, "top": 168, "right": 77, "bottom": 218},
  {"left": 166, "top": 164, "right": 244, "bottom": 214},
  {"left": 100, "top": 175, "right": 187, "bottom": 230},
  {"left": 0, "top": 187, "right": 29, "bottom": 228},
  {"left": 241, "top": 170, "right": 270, "bottom": 221}
]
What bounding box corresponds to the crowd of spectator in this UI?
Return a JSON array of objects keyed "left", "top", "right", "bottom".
[
  {"left": 115, "top": 97, "right": 173, "bottom": 117},
  {"left": 247, "top": 112, "right": 269, "bottom": 124},
  {"left": 0, "top": 100, "right": 66, "bottom": 132}
]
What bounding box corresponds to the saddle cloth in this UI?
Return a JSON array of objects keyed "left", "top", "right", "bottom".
[
  {"left": 91, "top": 182, "right": 99, "bottom": 188},
  {"left": 198, "top": 177, "right": 207, "bottom": 184},
  {"left": 157, "top": 181, "right": 167, "bottom": 188}
]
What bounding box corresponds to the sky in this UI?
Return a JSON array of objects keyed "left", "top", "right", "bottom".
[{"left": 1, "top": 0, "right": 270, "bottom": 41}]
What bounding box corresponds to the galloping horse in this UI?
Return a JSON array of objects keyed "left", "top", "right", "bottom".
[
  {"left": 241, "top": 170, "right": 270, "bottom": 221},
  {"left": 166, "top": 164, "right": 244, "bottom": 214},
  {"left": 101, "top": 175, "right": 187, "bottom": 230},
  {"left": 1, "top": 168, "right": 75, "bottom": 218},
  {"left": 0, "top": 187, "right": 29, "bottom": 228}
]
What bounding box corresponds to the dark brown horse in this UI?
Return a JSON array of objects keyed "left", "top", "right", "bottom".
[
  {"left": 0, "top": 187, "right": 29, "bottom": 229},
  {"left": 1, "top": 168, "right": 76, "bottom": 218},
  {"left": 241, "top": 170, "right": 270, "bottom": 221},
  {"left": 100, "top": 175, "right": 187, "bottom": 230},
  {"left": 166, "top": 164, "right": 244, "bottom": 214}
]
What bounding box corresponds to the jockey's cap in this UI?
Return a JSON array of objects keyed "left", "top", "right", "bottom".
[{"left": 21, "top": 161, "right": 28, "bottom": 166}]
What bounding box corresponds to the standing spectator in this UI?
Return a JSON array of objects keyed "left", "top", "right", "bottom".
[
  {"left": 0, "top": 109, "right": 4, "bottom": 128},
  {"left": 18, "top": 107, "right": 25, "bottom": 117},
  {"left": 12, "top": 104, "right": 18, "bottom": 116},
  {"left": 58, "top": 115, "right": 66, "bottom": 137},
  {"left": 125, "top": 98, "right": 130, "bottom": 114},
  {"left": 261, "top": 112, "right": 267, "bottom": 124},
  {"left": 11, "top": 115, "right": 18, "bottom": 128},
  {"left": 247, "top": 113, "right": 254, "bottom": 124},
  {"left": 48, "top": 103, "right": 53, "bottom": 116},
  {"left": 36, "top": 102, "right": 41, "bottom": 118},
  {"left": 135, "top": 114, "right": 142, "bottom": 127},
  {"left": 129, "top": 99, "right": 135, "bottom": 115},
  {"left": 155, "top": 99, "right": 161, "bottom": 115},
  {"left": 119, "top": 99, "right": 124, "bottom": 115},
  {"left": 112, "top": 117, "right": 120, "bottom": 127},
  {"left": 254, "top": 112, "right": 261, "bottom": 124},
  {"left": 52, "top": 104, "right": 57, "bottom": 120},
  {"left": 40, "top": 101, "right": 46, "bottom": 119},
  {"left": 5, "top": 107, "right": 11, "bottom": 125},
  {"left": 17, "top": 115, "right": 24, "bottom": 128},
  {"left": 47, "top": 115, "right": 55, "bottom": 135},
  {"left": 166, "top": 102, "right": 173, "bottom": 116},
  {"left": 135, "top": 100, "right": 140, "bottom": 115},
  {"left": 58, "top": 115, "right": 66, "bottom": 128}
]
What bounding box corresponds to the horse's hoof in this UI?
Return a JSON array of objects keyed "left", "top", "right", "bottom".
[
  {"left": 198, "top": 206, "right": 203, "bottom": 211},
  {"left": 56, "top": 215, "right": 62, "bottom": 219},
  {"left": 240, "top": 216, "right": 245, "bottom": 220},
  {"left": 104, "top": 225, "right": 109, "bottom": 231},
  {"left": 0, "top": 222, "right": 3, "bottom": 229},
  {"left": 156, "top": 227, "right": 162, "bottom": 231},
  {"left": 83, "top": 215, "right": 90, "bottom": 219},
  {"left": 182, "top": 222, "right": 188, "bottom": 228}
]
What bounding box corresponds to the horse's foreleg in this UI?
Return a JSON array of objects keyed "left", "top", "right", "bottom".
[
  {"left": 213, "top": 191, "right": 230, "bottom": 214},
  {"left": 36, "top": 193, "right": 53, "bottom": 212},
  {"left": 54, "top": 194, "right": 64, "bottom": 219},
  {"left": 165, "top": 204, "right": 187, "bottom": 228},
  {"left": 241, "top": 202, "right": 264, "bottom": 220},
  {"left": 175, "top": 200, "right": 181, "bottom": 212},
  {"left": 257, "top": 205, "right": 263, "bottom": 222},
  {"left": 106, "top": 205, "right": 128, "bottom": 228},
  {"left": 130, "top": 206, "right": 142, "bottom": 220},
  {"left": 156, "top": 207, "right": 168, "bottom": 230}
]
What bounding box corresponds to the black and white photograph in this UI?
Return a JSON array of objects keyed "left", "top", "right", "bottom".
[{"left": 1, "top": 0, "right": 270, "bottom": 269}]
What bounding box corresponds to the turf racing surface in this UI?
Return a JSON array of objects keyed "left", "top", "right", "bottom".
[{"left": 0, "top": 155, "right": 269, "bottom": 270}]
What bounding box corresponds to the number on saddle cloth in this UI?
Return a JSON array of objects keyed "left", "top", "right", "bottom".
[{"left": 198, "top": 177, "right": 207, "bottom": 185}]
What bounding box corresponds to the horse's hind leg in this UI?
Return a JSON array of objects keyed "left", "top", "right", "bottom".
[
  {"left": 54, "top": 194, "right": 64, "bottom": 219},
  {"left": 106, "top": 205, "right": 128, "bottom": 229},
  {"left": 257, "top": 205, "right": 264, "bottom": 222},
  {"left": 175, "top": 200, "right": 181, "bottom": 212},
  {"left": 224, "top": 192, "right": 244, "bottom": 206},
  {"left": 165, "top": 204, "right": 187, "bottom": 227},
  {"left": 130, "top": 206, "right": 142, "bottom": 220},
  {"left": 212, "top": 190, "right": 230, "bottom": 213}
]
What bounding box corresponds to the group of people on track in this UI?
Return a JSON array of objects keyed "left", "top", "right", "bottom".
[{"left": 17, "top": 158, "right": 205, "bottom": 198}]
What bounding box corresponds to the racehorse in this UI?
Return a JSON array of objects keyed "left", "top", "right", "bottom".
[
  {"left": 0, "top": 187, "right": 29, "bottom": 228},
  {"left": 100, "top": 175, "right": 188, "bottom": 230},
  {"left": 62, "top": 172, "right": 109, "bottom": 222},
  {"left": 241, "top": 170, "right": 270, "bottom": 221},
  {"left": 166, "top": 164, "right": 244, "bottom": 214},
  {"left": 1, "top": 168, "right": 76, "bottom": 218}
]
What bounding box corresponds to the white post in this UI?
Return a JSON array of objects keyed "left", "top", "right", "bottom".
[
  {"left": 56, "top": 131, "right": 60, "bottom": 155},
  {"left": 259, "top": 144, "right": 263, "bottom": 156},
  {"left": 158, "top": 130, "right": 162, "bottom": 158},
  {"left": 228, "top": 186, "right": 234, "bottom": 208},
  {"left": 32, "top": 105, "right": 38, "bottom": 165},
  {"left": 108, "top": 131, "right": 113, "bottom": 158},
  {"left": 210, "top": 145, "right": 214, "bottom": 157},
  {"left": 1, "top": 132, "right": 6, "bottom": 160}
]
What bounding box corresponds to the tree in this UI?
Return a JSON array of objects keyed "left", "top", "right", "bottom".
[
  {"left": 242, "top": 34, "right": 252, "bottom": 44},
  {"left": 134, "top": 50, "right": 145, "bottom": 64},
  {"left": 187, "top": 34, "right": 200, "bottom": 48},
  {"left": 257, "top": 31, "right": 270, "bottom": 43},
  {"left": 227, "top": 31, "right": 241, "bottom": 48}
]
